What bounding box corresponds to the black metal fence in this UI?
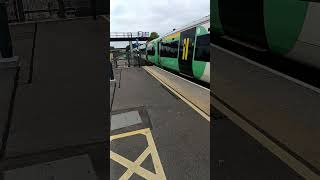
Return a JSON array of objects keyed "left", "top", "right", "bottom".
[{"left": 6, "top": 0, "right": 107, "bottom": 23}]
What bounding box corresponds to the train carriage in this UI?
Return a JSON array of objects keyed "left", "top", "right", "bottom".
[{"left": 146, "top": 16, "right": 210, "bottom": 83}]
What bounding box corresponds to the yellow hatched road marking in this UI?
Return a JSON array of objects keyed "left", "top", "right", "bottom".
[
  {"left": 145, "top": 130, "right": 166, "bottom": 178},
  {"left": 119, "top": 147, "right": 152, "bottom": 179},
  {"left": 110, "top": 128, "right": 167, "bottom": 180},
  {"left": 111, "top": 151, "right": 158, "bottom": 179},
  {"left": 110, "top": 128, "right": 149, "bottom": 141}
]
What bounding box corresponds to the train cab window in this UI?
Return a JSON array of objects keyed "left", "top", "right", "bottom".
[
  {"left": 160, "top": 41, "right": 178, "bottom": 58},
  {"left": 195, "top": 34, "right": 210, "bottom": 62},
  {"left": 147, "top": 46, "right": 155, "bottom": 56}
]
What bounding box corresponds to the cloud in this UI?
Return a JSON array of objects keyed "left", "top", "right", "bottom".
[{"left": 110, "top": 0, "right": 209, "bottom": 48}]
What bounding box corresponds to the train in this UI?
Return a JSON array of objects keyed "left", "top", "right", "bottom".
[
  {"left": 137, "top": 43, "right": 147, "bottom": 60},
  {"left": 212, "top": 0, "right": 320, "bottom": 69},
  {"left": 145, "top": 16, "right": 210, "bottom": 83}
]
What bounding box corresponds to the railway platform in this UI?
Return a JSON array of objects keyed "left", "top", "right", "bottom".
[
  {"left": 109, "top": 65, "right": 210, "bottom": 179},
  {"left": 212, "top": 107, "right": 305, "bottom": 180},
  {"left": 0, "top": 16, "right": 108, "bottom": 180},
  {"left": 211, "top": 44, "right": 320, "bottom": 180},
  {"left": 110, "top": 62, "right": 309, "bottom": 179}
]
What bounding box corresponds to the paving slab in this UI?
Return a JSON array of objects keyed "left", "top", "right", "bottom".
[
  {"left": 0, "top": 17, "right": 109, "bottom": 180},
  {"left": 5, "top": 17, "right": 108, "bottom": 158}
]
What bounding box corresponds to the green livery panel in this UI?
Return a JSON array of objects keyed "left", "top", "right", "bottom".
[
  {"left": 212, "top": 0, "right": 309, "bottom": 55},
  {"left": 211, "top": 0, "right": 223, "bottom": 35},
  {"left": 264, "top": 0, "right": 308, "bottom": 54}
]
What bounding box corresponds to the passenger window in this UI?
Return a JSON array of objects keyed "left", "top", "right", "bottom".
[{"left": 194, "top": 34, "right": 210, "bottom": 62}]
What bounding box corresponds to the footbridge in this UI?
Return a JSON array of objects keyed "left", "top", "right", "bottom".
[
  {"left": 111, "top": 31, "right": 149, "bottom": 62},
  {"left": 110, "top": 31, "right": 149, "bottom": 42}
]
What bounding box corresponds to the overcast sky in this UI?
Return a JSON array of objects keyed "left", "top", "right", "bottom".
[{"left": 110, "top": 0, "right": 210, "bottom": 48}]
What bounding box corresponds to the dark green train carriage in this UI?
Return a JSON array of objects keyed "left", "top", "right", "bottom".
[{"left": 146, "top": 16, "right": 210, "bottom": 83}]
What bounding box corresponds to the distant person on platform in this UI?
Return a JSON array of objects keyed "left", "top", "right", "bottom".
[
  {"left": 109, "top": 60, "right": 115, "bottom": 82},
  {"left": 0, "top": 0, "right": 13, "bottom": 58}
]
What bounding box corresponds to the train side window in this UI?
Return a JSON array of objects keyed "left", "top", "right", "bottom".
[
  {"left": 173, "top": 41, "right": 179, "bottom": 58},
  {"left": 160, "top": 43, "right": 166, "bottom": 57},
  {"left": 195, "top": 34, "right": 210, "bottom": 62},
  {"left": 160, "top": 41, "right": 178, "bottom": 58},
  {"left": 160, "top": 42, "right": 166, "bottom": 57}
]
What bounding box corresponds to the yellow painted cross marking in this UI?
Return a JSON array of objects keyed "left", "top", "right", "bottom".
[{"left": 110, "top": 128, "right": 167, "bottom": 180}]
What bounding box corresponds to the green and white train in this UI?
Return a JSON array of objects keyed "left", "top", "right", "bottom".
[
  {"left": 212, "top": 0, "right": 320, "bottom": 69},
  {"left": 146, "top": 16, "right": 210, "bottom": 83}
]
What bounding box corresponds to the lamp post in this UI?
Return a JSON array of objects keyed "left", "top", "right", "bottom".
[{"left": 0, "top": 0, "right": 13, "bottom": 59}]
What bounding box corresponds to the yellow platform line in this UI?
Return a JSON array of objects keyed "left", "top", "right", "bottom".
[{"left": 143, "top": 66, "right": 210, "bottom": 121}]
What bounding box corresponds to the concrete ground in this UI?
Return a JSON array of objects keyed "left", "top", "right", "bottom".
[
  {"left": 211, "top": 107, "right": 304, "bottom": 180},
  {"left": 211, "top": 44, "right": 319, "bottom": 179},
  {"left": 109, "top": 63, "right": 305, "bottom": 180},
  {"left": 0, "top": 58, "right": 19, "bottom": 153},
  {"left": 110, "top": 66, "right": 210, "bottom": 179},
  {"left": 0, "top": 17, "right": 109, "bottom": 180}
]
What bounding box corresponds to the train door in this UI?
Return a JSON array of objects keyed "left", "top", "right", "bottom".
[{"left": 178, "top": 27, "right": 196, "bottom": 77}]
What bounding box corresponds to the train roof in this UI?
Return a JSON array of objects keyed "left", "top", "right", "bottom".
[
  {"left": 145, "top": 15, "right": 210, "bottom": 47},
  {"left": 161, "top": 15, "right": 210, "bottom": 38},
  {"left": 149, "top": 37, "right": 161, "bottom": 43}
]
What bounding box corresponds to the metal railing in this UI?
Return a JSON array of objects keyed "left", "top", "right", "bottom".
[
  {"left": 110, "top": 32, "right": 150, "bottom": 39},
  {"left": 6, "top": 0, "right": 105, "bottom": 23}
]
